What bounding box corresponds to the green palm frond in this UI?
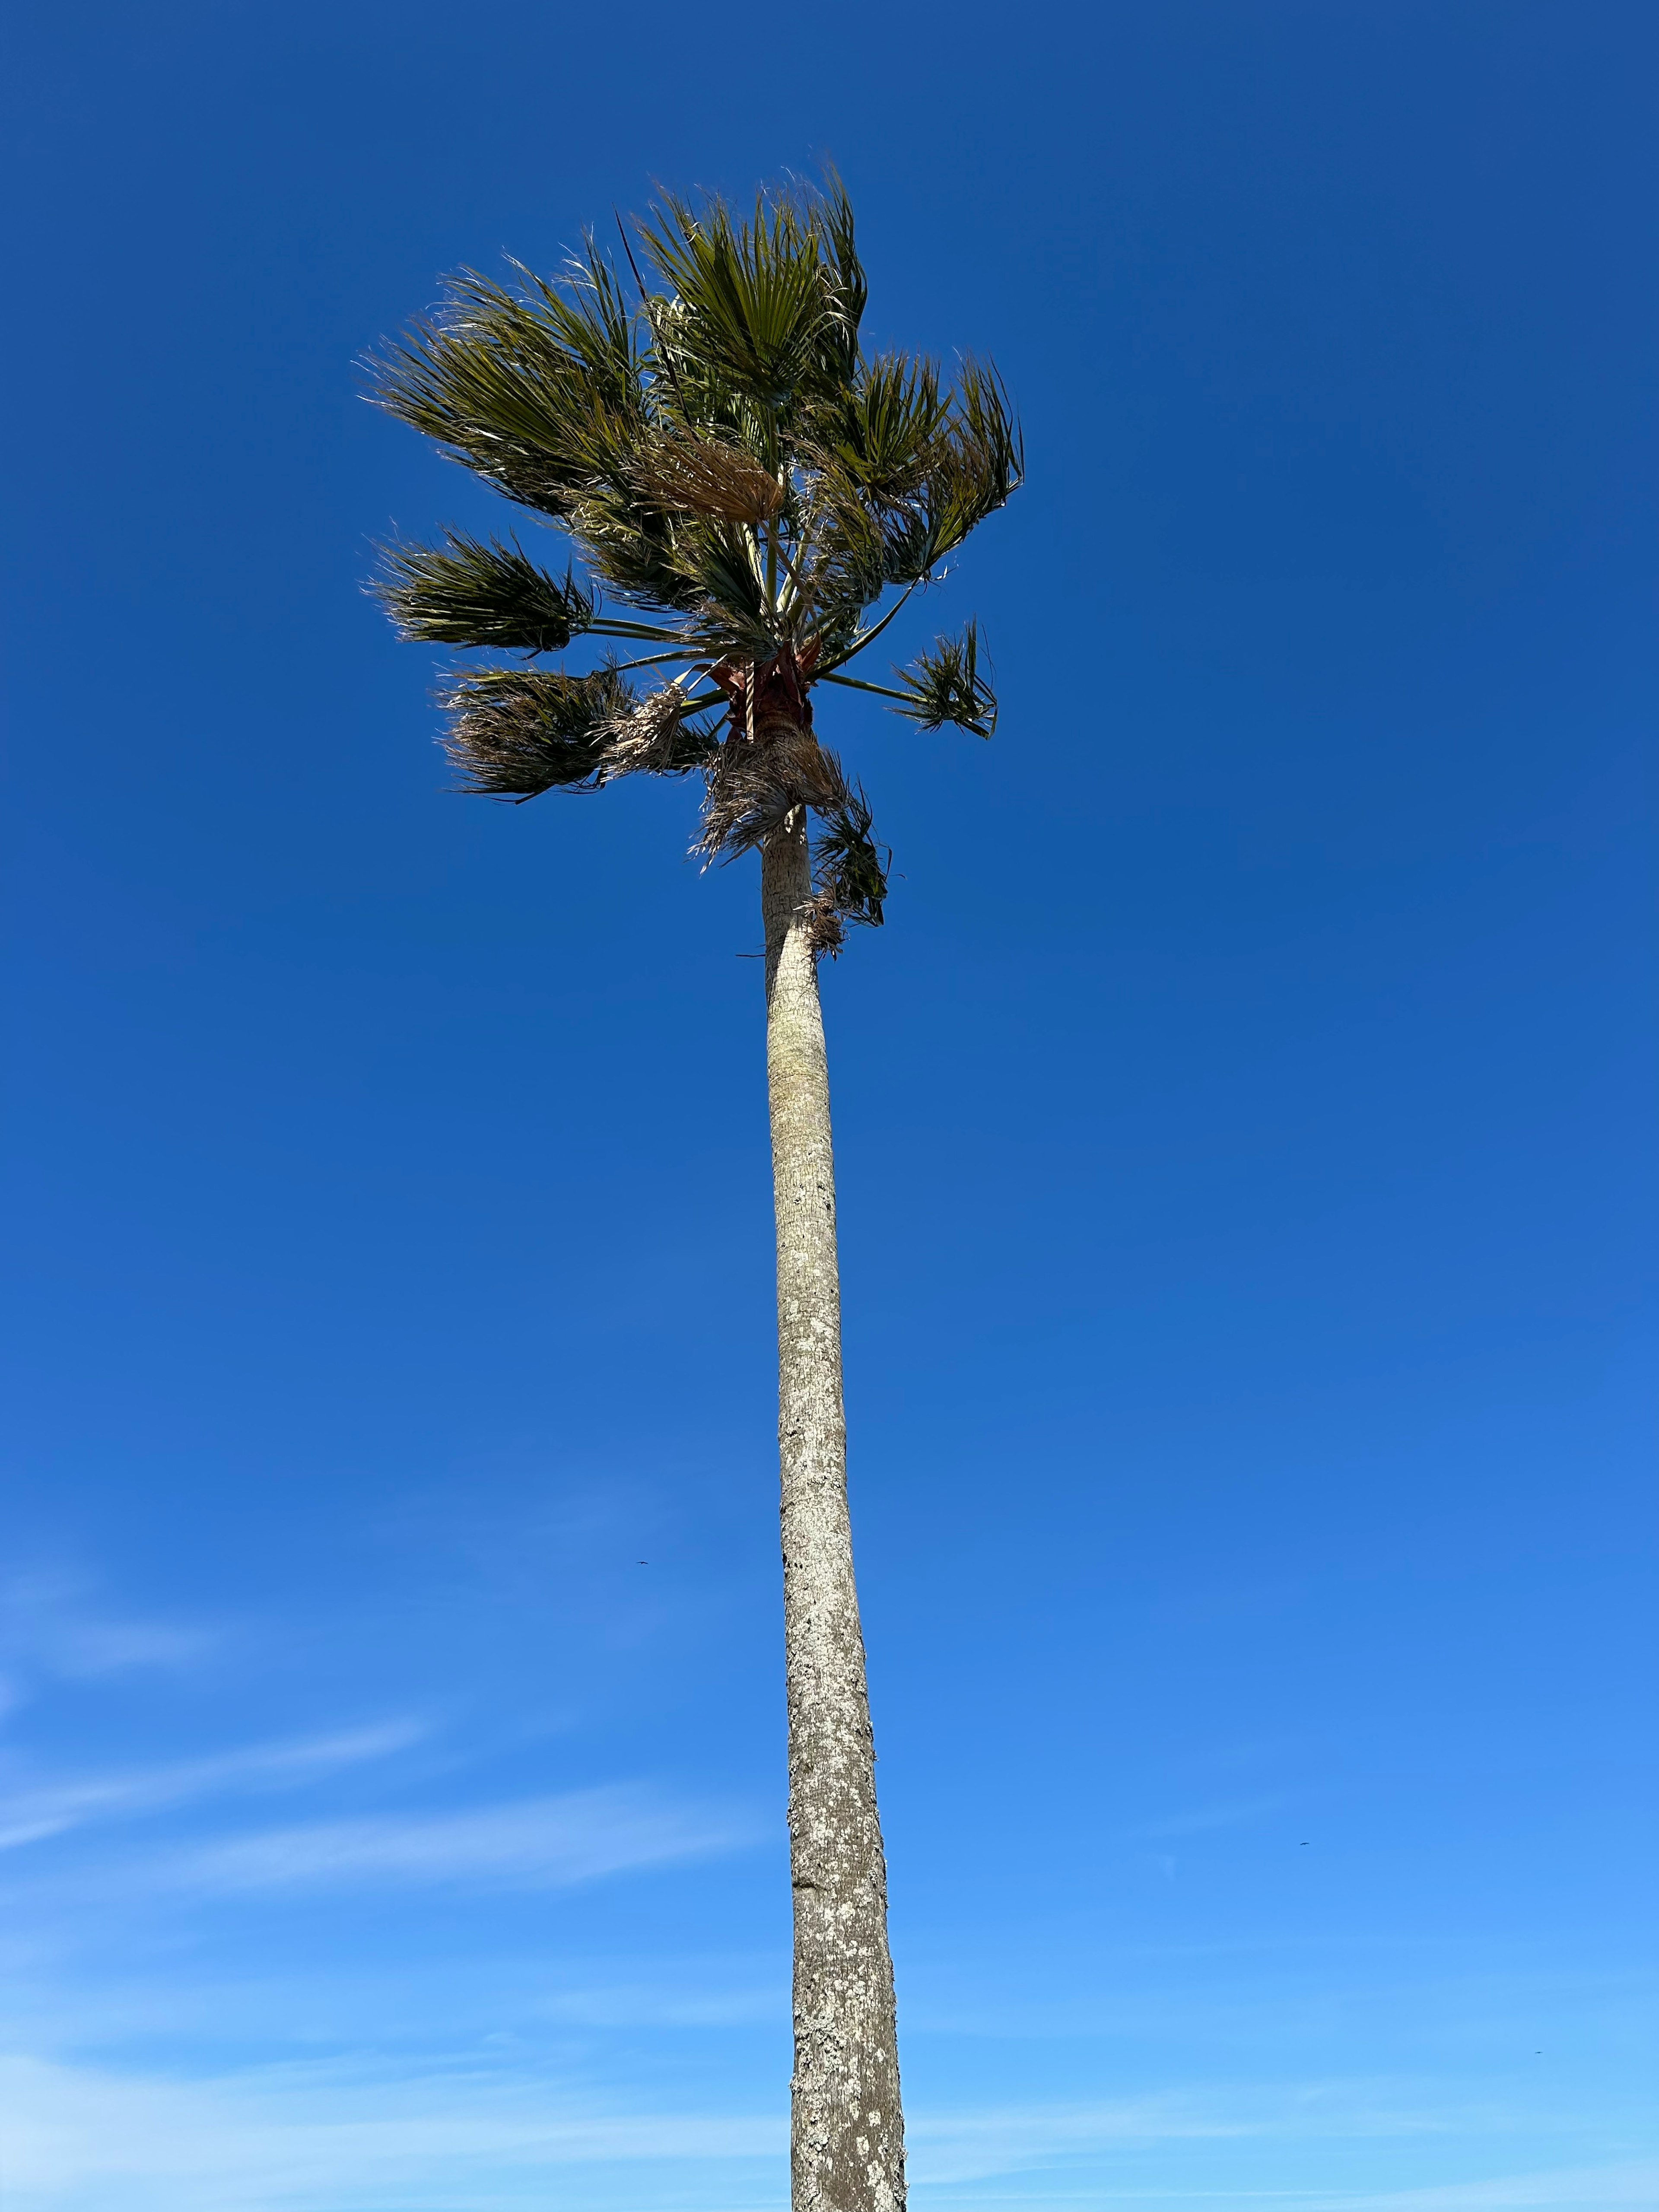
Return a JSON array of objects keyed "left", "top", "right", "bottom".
[
  {"left": 372, "top": 531, "right": 594, "bottom": 652},
  {"left": 798, "top": 463, "right": 888, "bottom": 633},
  {"left": 821, "top": 353, "right": 950, "bottom": 499},
  {"left": 438, "top": 662, "right": 637, "bottom": 798},
  {"left": 367, "top": 268, "right": 650, "bottom": 518},
  {"left": 877, "top": 370, "right": 1023, "bottom": 584},
  {"left": 801, "top": 354, "right": 1021, "bottom": 625},
  {"left": 890, "top": 621, "right": 998, "bottom": 737},
  {"left": 637, "top": 181, "right": 864, "bottom": 423},
  {"left": 953, "top": 359, "right": 1023, "bottom": 505},
  {"left": 640, "top": 194, "right": 824, "bottom": 410},
  {"left": 811, "top": 168, "right": 867, "bottom": 384},
  {"left": 812, "top": 784, "right": 888, "bottom": 928},
  {"left": 661, "top": 518, "right": 778, "bottom": 657},
  {"left": 568, "top": 481, "right": 702, "bottom": 612},
  {"left": 512, "top": 238, "right": 639, "bottom": 409}
]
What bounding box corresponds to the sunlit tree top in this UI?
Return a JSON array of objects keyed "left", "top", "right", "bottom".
[{"left": 368, "top": 174, "right": 1021, "bottom": 948}]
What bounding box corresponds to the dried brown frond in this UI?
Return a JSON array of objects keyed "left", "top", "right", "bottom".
[
  {"left": 803, "top": 890, "right": 847, "bottom": 958},
  {"left": 438, "top": 664, "right": 636, "bottom": 798},
  {"left": 696, "top": 727, "right": 851, "bottom": 863},
  {"left": 637, "top": 434, "right": 784, "bottom": 524},
  {"left": 598, "top": 683, "right": 692, "bottom": 778}
]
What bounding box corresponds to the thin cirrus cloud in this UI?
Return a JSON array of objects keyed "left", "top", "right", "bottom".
[
  {"left": 153, "top": 1785, "right": 757, "bottom": 1896},
  {"left": 903, "top": 2085, "right": 1451, "bottom": 2186},
  {"left": 2, "top": 2052, "right": 1651, "bottom": 2212},
  {"left": 0, "top": 1573, "right": 213, "bottom": 1688},
  {"left": 1306, "top": 2164, "right": 1659, "bottom": 2211},
  {"left": 907, "top": 2098, "right": 1659, "bottom": 2198},
  {"left": 0, "top": 1722, "right": 426, "bottom": 1853},
  {"left": 1134, "top": 1794, "right": 1292, "bottom": 1840},
  {"left": 0, "top": 2051, "right": 784, "bottom": 2212}
]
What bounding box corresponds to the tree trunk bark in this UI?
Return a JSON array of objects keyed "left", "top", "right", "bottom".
[{"left": 762, "top": 808, "right": 906, "bottom": 2212}]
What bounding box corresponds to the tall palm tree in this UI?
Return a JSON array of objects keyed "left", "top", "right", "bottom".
[{"left": 367, "top": 175, "right": 1020, "bottom": 2212}]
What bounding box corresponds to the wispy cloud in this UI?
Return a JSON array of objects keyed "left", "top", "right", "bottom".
[
  {"left": 0, "top": 2052, "right": 783, "bottom": 2212},
  {"left": 0, "top": 1955, "right": 788, "bottom": 2047},
  {"left": 1135, "top": 1793, "right": 1291, "bottom": 1839},
  {"left": 1300, "top": 2162, "right": 1659, "bottom": 2211},
  {"left": 2, "top": 2054, "right": 1648, "bottom": 2212},
  {"left": 0, "top": 1572, "right": 212, "bottom": 1691},
  {"left": 0, "top": 1722, "right": 424, "bottom": 1852},
  {"left": 905, "top": 2082, "right": 1477, "bottom": 2185},
  {"left": 157, "top": 1785, "right": 754, "bottom": 1895}
]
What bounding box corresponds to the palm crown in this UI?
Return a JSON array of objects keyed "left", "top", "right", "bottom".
[{"left": 369, "top": 175, "right": 1021, "bottom": 949}]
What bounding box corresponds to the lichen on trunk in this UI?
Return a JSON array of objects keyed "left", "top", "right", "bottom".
[{"left": 763, "top": 807, "right": 906, "bottom": 2212}]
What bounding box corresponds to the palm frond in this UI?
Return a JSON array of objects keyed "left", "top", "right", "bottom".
[
  {"left": 438, "top": 663, "right": 637, "bottom": 798},
  {"left": 820, "top": 353, "right": 950, "bottom": 500},
  {"left": 366, "top": 269, "right": 651, "bottom": 518},
  {"left": 372, "top": 531, "right": 594, "bottom": 652},
  {"left": 636, "top": 432, "right": 782, "bottom": 524},
  {"left": 697, "top": 729, "right": 850, "bottom": 864},
  {"left": 811, "top": 166, "right": 867, "bottom": 384},
  {"left": 797, "top": 355, "right": 1023, "bottom": 616},
  {"left": 953, "top": 358, "right": 1024, "bottom": 506},
  {"left": 869, "top": 361, "right": 1023, "bottom": 585},
  {"left": 636, "top": 185, "right": 839, "bottom": 416},
  {"left": 568, "top": 481, "right": 703, "bottom": 611},
  {"left": 598, "top": 681, "right": 721, "bottom": 779},
  {"left": 659, "top": 518, "right": 779, "bottom": 657},
  {"left": 890, "top": 620, "right": 998, "bottom": 737},
  {"left": 512, "top": 238, "right": 639, "bottom": 409},
  {"left": 798, "top": 462, "right": 888, "bottom": 633},
  {"left": 812, "top": 783, "right": 888, "bottom": 933}
]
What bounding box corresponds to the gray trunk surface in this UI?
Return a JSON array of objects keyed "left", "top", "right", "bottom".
[{"left": 762, "top": 810, "right": 906, "bottom": 2212}]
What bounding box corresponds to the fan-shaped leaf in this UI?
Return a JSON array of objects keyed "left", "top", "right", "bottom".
[
  {"left": 372, "top": 532, "right": 594, "bottom": 653},
  {"left": 890, "top": 621, "right": 998, "bottom": 738},
  {"left": 438, "top": 663, "right": 636, "bottom": 798}
]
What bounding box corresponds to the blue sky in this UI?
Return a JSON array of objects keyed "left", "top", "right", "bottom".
[{"left": 2, "top": 3, "right": 1655, "bottom": 2209}]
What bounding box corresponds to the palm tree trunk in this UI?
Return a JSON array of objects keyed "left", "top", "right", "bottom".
[{"left": 762, "top": 808, "right": 906, "bottom": 2212}]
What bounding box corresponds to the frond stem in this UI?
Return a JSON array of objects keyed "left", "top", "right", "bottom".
[
  {"left": 606, "top": 649, "right": 709, "bottom": 674},
  {"left": 820, "top": 581, "right": 922, "bottom": 672},
  {"left": 589, "top": 618, "right": 688, "bottom": 644},
  {"left": 817, "top": 671, "right": 915, "bottom": 704},
  {"left": 772, "top": 529, "right": 812, "bottom": 608}
]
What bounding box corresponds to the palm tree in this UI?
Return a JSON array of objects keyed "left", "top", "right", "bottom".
[{"left": 367, "top": 175, "right": 1020, "bottom": 2212}]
